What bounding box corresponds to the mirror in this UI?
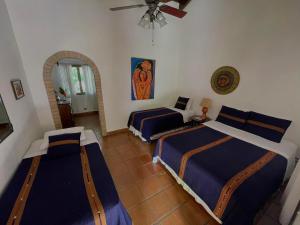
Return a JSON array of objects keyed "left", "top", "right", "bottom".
[{"left": 0, "top": 95, "right": 13, "bottom": 143}]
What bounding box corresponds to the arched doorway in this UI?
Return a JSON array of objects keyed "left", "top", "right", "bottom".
[{"left": 43, "top": 51, "right": 107, "bottom": 136}]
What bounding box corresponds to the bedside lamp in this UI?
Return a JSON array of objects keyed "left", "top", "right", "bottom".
[{"left": 200, "top": 98, "right": 212, "bottom": 120}]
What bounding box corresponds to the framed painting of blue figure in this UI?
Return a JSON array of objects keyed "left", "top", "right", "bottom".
[{"left": 131, "top": 57, "right": 155, "bottom": 100}]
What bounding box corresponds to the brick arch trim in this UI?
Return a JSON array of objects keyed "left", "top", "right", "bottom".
[{"left": 43, "top": 51, "right": 107, "bottom": 136}]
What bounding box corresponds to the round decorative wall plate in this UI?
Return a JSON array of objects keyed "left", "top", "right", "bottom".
[{"left": 211, "top": 66, "right": 240, "bottom": 95}]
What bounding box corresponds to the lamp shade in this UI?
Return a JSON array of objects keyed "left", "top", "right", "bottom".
[{"left": 200, "top": 98, "right": 212, "bottom": 108}]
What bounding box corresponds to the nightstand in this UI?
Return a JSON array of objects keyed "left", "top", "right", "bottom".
[{"left": 190, "top": 115, "right": 211, "bottom": 127}]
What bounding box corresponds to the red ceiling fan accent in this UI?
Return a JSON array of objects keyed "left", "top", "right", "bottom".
[
  {"left": 159, "top": 0, "right": 191, "bottom": 10},
  {"left": 159, "top": 5, "right": 187, "bottom": 18}
]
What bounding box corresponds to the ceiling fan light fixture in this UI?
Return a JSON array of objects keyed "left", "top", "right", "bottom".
[
  {"left": 157, "top": 18, "right": 167, "bottom": 28},
  {"left": 156, "top": 11, "right": 166, "bottom": 22},
  {"left": 143, "top": 12, "right": 151, "bottom": 21},
  {"left": 138, "top": 14, "right": 149, "bottom": 28},
  {"left": 151, "top": 22, "right": 155, "bottom": 30},
  {"left": 138, "top": 17, "right": 146, "bottom": 28}
]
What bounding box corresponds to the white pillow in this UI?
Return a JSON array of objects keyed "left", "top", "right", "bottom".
[
  {"left": 186, "top": 98, "right": 193, "bottom": 110},
  {"left": 40, "top": 127, "right": 86, "bottom": 150}
]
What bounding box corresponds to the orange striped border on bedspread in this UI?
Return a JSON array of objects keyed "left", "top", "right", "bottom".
[
  {"left": 218, "top": 113, "right": 246, "bottom": 123},
  {"left": 140, "top": 112, "right": 180, "bottom": 132},
  {"left": 48, "top": 140, "right": 80, "bottom": 148},
  {"left": 179, "top": 136, "right": 233, "bottom": 178},
  {"left": 80, "top": 146, "right": 107, "bottom": 225},
  {"left": 213, "top": 151, "right": 277, "bottom": 219},
  {"left": 130, "top": 107, "right": 165, "bottom": 126},
  {"left": 247, "top": 120, "right": 285, "bottom": 134},
  {"left": 158, "top": 125, "right": 206, "bottom": 157},
  {"left": 6, "top": 156, "right": 41, "bottom": 225}
]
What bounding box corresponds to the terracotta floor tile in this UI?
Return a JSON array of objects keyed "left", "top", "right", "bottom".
[
  {"left": 103, "top": 152, "right": 124, "bottom": 164},
  {"left": 118, "top": 184, "right": 144, "bottom": 209},
  {"left": 122, "top": 151, "right": 141, "bottom": 161},
  {"left": 145, "top": 189, "right": 181, "bottom": 222},
  {"left": 159, "top": 207, "right": 191, "bottom": 225},
  {"left": 129, "top": 201, "right": 157, "bottom": 225},
  {"left": 139, "top": 154, "right": 153, "bottom": 164},
  {"left": 113, "top": 169, "right": 139, "bottom": 189},
  {"left": 102, "top": 145, "right": 116, "bottom": 153},
  {"left": 157, "top": 172, "right": 176, "bottom": 187},
  {"left": 107, "top": 161, "right": 128, "bottom": 177},
  {"left": 137, "top": 174, "right": 172, "bottom": 199},
  {"left": 130, "top": 165, "right": 154, "bottom": 180},
  {"left": 125, "top": 154, "right": 153, "bottom": 170},
  {"left": 104, "top": 131, "right": 217, "bottom": 225},
  {"left": 179, "top": 200, "right": 213, "bottom": 225},
  {"left": 145, "top": 162, "right": 164, "bottom": 175},
  {"left": 164, "top": 185, "right": 189, "bottom": 206}
]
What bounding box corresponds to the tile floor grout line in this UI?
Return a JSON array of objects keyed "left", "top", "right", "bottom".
[
  {"left": 125, "top": 182, "right": 175, "bottom": 210},
  {"left": 151, "top": 199, "right": 190, "bottom": 225}
]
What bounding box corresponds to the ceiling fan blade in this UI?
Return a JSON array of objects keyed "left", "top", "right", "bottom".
[
  {"left": 159, "top": 0, "right": 191, "bottom": 10},
  {"left": 159, "top": 4, "right": 187, "bottom": 18},
  {"left": 178, "top": 0, "right": 192, "bottom": 10},
  {"left": 110, "top": 4, "right": 146, "bottom": 11}
]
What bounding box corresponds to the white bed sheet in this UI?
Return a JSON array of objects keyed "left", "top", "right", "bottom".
[
  {"left": 23, "top": 130, "right": 100, "bottom": 159},
  {"left": 204, "top": 120, "right": 298, "bottom": 180},
  {"left": 167, "top": 107, "right": 195, "bottom": 123}
]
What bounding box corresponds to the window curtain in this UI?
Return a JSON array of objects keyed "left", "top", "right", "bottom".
[
  {"left": 82, "top": 65, "right": 96, "bottom": 95},
  {"left": 52, "top": 63, "right": 98, "bottom": 113},
  {"left": 81, "top": 65, "right": 98, "bottom": 112},
  {"left": 52, "top": 64, "right": 72, "bottom": 97}
]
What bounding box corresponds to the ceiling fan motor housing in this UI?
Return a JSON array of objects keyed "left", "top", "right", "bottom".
[{"left": 145, "top": 0, "right": 160, "bottom": 5}]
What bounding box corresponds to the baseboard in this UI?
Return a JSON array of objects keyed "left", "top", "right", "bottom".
[
  {"left": 106, "top": 128, "right": 128, "bottom": 136},
  {"left": 73, "top": 111, "right": 98, "bottom": 117}
]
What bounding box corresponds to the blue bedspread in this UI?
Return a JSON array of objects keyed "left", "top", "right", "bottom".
[
  {"left": 128, "top": 107, "right": 184, "bottom": 141},
  {"left": 153, "top": 125, "right": 287, "bottom": 225},
  {"left": 0, "top": 143, "right": 132, "bottom": 225}
]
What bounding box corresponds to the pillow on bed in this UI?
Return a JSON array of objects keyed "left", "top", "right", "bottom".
[
  {"left": 47, "top": 132, "right": 81, "bottom": 158},
  {"left": 186, "top": 99, "right": 192, "bottom": 110},
  {"left": 243, "top": 111, "right": 291, "bottom": 143},
  {"left": 216, "top": 106, "right": 249, "bottom": 129},
  {"left": 175, "top": 97, "right": 190, "bottom": 110},
  {"left": 40, "top": 127, "right": 86, "bottom": 150}
]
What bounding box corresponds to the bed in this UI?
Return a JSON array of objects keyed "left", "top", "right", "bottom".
[
  {"left": 153, "top": 120, "right": 297, "bottom": 225},
  {"left": 128, "top": 107, "right": 194, "bottom": 142},
  {"left": 0, "top": 130, "right": 132, "bottom": 225}
]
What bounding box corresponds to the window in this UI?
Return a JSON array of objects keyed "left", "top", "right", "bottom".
[{"left": 71, "top": 65, "right": 86, "bottom": 95}]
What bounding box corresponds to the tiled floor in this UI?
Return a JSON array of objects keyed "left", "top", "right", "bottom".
[
  {"left": 102, "top": 131, "right": 283, "bottom": 225},
  {"left": 102, "top": 132, "right": 219, "bottom": 225},
  {"left": 73, "top": 113, "right": 102, "bottom": 141}
]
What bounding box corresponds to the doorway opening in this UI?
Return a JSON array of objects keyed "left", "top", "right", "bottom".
[{"left": 43, "top": 51, "right": 107, "bottom": 138}]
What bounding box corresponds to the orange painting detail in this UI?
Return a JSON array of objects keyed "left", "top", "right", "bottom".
[{"left": 131, "top": 58, "right": 155, "bottom": 100}]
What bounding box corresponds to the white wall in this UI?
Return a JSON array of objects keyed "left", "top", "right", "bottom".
[
  {"left": 177, "top": 0, "right": 300, "bottom": 149},
  {"left": 109, "top": 2, "right": 181, "bottom": 129},
  {"left": 5, "top": 0, "right": 181, "bottom": 132},
  {"left": 0, "top": 0, "right": 41, "bottom": 193},
  {"left": 5, "top": 0, "right": 299, "bottom": 150}
]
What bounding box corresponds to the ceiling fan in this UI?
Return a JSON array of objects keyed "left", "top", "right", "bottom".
[{"left": 110, "top": 0, "right": 191, "bottom": 29}]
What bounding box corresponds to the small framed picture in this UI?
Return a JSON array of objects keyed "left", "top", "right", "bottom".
[{"left": 11, "top": 79, "right": 25, "bottom": 100}]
